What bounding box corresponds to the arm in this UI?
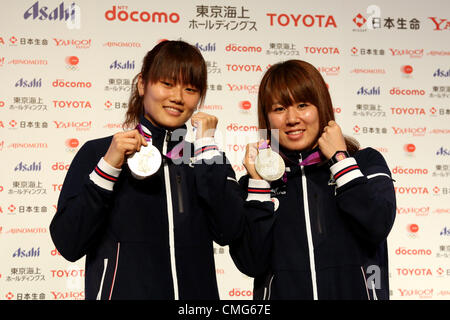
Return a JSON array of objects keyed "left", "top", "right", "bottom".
[
  {"left": 330, "top": 148, "right": 396, "bottom": 245},
  {"left": 49, "top": 140, "right": 119, "bottom": 262},
  {"left": 318, "top": 121, "right": 396, "bottom": 246},
  {"left": 50, "top": 130, "right": 146, "bottom": 261},
  {"left": 229, "top": 177, "right": 276, "bottom": 278}
]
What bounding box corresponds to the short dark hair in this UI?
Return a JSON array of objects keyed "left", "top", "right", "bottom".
[{"left": 257, "top": 59, "right": 359, "bottom": 154}]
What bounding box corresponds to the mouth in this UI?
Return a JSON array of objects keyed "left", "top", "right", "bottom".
[
  {"left": 285, "top": 129, "right": 305, "bottom": 139},
  {"left": 286, "top": 129, "right": 305, "bottom": 135},
  {"left": 163, "top": 105, "right": 183, "bottom": 116}
]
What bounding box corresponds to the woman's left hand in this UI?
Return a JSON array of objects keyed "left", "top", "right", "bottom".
[
  {"left": 191, "top": 112, "right": 218, "bottom": 140},
  {"left": 317, "top": 120, "right": 347, "bottom": 160}
]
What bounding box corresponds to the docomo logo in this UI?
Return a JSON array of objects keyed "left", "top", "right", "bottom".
[
  {"left": 395, "top": 247, "right": 432, "bottom": 256},
  {"left": 228, "top": 288, "right": 253, "bottom": 297},
  {"left": 105, "top": 6, "right": 180, "bottom": 23},
  {"left": 52, "top": 162, "right": 70, "bottom": 171},
  {"left": 392, "top": 166, "right": 428, "bottom": 175},
  {"left": 52, "top": 79, "right": 92, "bottom": 88},
  {"left": 227, "top": 123, "right": 258, "bottom": 132},
  {"left": 266, "top": 13, "right": 337, "bottom": 28},
  {"left": 389, "top": 87, "right": 426, "bottom": 96},
  {"left": 225, "top": 43, "right": 262, "bottom": 53}
]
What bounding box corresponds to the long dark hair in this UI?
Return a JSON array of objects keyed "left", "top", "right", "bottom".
[
  {"left": 124, "top": 40, "right": 207, "bottom": 128},
  {"left": 257, "top": 59, "right": 359, "bottom": 154}
]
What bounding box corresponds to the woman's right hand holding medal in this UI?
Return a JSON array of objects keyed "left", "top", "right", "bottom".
[
  {"left": 104, "top": 130, "right": 148, "bottom": 169},
  {"left": 243, "top": 139, "right": 268, "bottom": 180}
]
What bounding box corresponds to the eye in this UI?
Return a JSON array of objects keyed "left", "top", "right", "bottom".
[
  {"left": 271, "top": 104, "right": 285, "bottom": 112},
  {"left": 185, "top": 87, "right": 199, "bottom": 93},
  {"left": 297, "top": 103, "right": 308, "bottom": 109},
  {"left": 160, "top": 80, "right": 173, "bottom": 87}
]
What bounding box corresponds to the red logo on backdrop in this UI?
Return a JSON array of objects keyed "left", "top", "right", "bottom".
[
  {"left": 408, "top": 223, "right": 419, "bottom": 233},
  {"left": 239, "top": 101, "right": 251, "bottom": 110},
  {"left": 428, "top": 17, "right": 450, "bottom": 30},
  {"left": 353, "top": 13, "right": 366, "bottom": 27},
  {"left": 105, "top": 6, "right": 180, "bottom": 23},
  {"left": 404, "top": 143, "right": 416, "bottom": 153},
  {"left": 401, "top": 65, "right": 413, "bottom": 74},
  {"left": 65, "top": 138, "right": 79, "bottom": 148},
  {"left": 266, "top": 13, "right": 337, "bottom": 28},
  {"left": 65, "top": 56, "right": 79, "bottom": 70}
]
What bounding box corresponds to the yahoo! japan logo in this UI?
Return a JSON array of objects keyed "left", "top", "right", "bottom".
[{"left": 24, "top": 1, "right": 81, "bottom": 29}]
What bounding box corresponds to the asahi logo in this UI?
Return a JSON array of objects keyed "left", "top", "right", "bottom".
[
  {"left": 24, "top": 1, "right": 76, "bottom": 22},
  {"left": 12, "top": 247, "right": 40, "bottom": 257}
]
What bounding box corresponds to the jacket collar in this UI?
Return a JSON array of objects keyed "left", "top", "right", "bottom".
[{"left": 139, "top": 114, "right": 187, "bottom": 146}]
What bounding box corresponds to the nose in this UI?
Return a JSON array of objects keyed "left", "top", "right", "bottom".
[
  {"left": 286, "top": 106, "right": 300, "bottom": 125},
  {"left": 170, "top": 85, "right": 184, "bottom": 105}
]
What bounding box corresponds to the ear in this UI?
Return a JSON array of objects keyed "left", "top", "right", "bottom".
[{"left": 137, "top": 74, "right": 145, "bottom": 97}]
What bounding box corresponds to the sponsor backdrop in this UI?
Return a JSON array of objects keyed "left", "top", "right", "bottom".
[{"left": 0, "top": 0, "right": 449, "bottom": 300}]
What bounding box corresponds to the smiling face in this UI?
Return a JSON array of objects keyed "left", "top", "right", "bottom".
[
  {"left": 138, "top": 77, "right": 200, "bottom": 129},
  {"left": 267, "top": 102, "right": 320, "bottom": 151},
  {"left": 258, "top": 60, "right": 335, "bottom": 152}
]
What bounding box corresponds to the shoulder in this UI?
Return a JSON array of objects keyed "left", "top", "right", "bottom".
[
  {"left": 72, "top": 135, "right": 113, "bottom": 164},
  {"left": 354, "top": 147, "right": 391, "bottom": 176}
]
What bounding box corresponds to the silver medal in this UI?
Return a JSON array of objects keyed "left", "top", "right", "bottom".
[
  {"left": 255, "top": 147, "right": 285, "bottom": 181},
  {"left": 127, "top": 144, "right": 162, "bottom": 180}
]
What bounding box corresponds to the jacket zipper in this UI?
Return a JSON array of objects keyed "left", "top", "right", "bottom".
[
  {"left": 96, "top": 259, "right": 108, "bottom": 300},
  {"left": 263, "top": 274, "right": 275, "bottom": 300},
  {"left": 176, "top": 174, "right": 184, "bottom": 213},
  {"left": 163, "top": 130, "right": 179, "bottom": 300},
  {"left": 300, "top": 159, "right": 319, "bottom": 300}
]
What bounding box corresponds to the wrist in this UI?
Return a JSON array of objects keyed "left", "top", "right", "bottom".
[{"left": 328, "top": 150, "right": 350, "bottom": 167}]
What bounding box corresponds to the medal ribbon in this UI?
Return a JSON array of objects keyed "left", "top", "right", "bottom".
[{"left": 137, "top": 124, "right": 184, "bottom": 160}]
